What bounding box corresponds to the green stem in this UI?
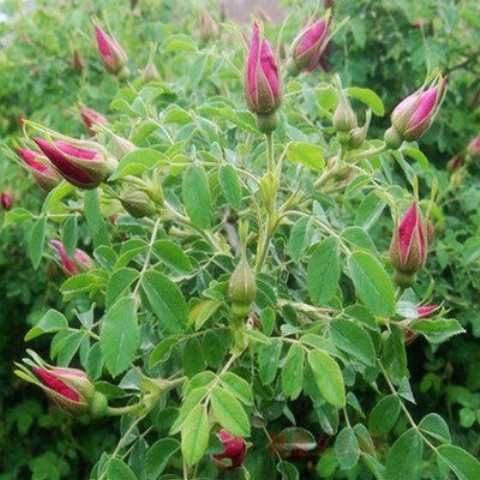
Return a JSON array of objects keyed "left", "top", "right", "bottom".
[
  {"left": 106, "top": 402, "right": 144, "bottom": 417},
  {"left": 347, "top": 143, "right": 387, "bottom": 160},
  {"left": 266, "top": 132, "right": 274, "bottom": 174}
]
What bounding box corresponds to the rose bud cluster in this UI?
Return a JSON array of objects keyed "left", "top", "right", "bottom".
[
  {"left": 95, "top": 25, "right": 128, "bottom": 77},
  {"left": 34, "top": 136, "right": 116, "bottom": 189},
  {"left": 1, "top": 192, "right": 13, "bottom": 211},
  {"left": 50, "top": 240, "right": 93, "bottom": 277},
  {"left": 78, "top": 105, "right": 108, "bottom": 136},
  {"left": 16, "top": 148, "right": 61, "bottom": 191},
  {"left": 389, "top": 202, "right": 427, "bottom": 287},
  {"left": 287, "top": 11, "right": 331, "bottom": 75},
  {"left": 211, "top": 429, "right": 247, "bottom": 469},
  {"left": 244, "top": 22, "right": 282, "bottom": 133},
  {"left": 385, "top": 74, "right": 447, "bottom": 149}
]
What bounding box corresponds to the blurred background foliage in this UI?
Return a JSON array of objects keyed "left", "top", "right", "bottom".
[{"left": 0, "top": 0, "right": 479, "bottom": 478}]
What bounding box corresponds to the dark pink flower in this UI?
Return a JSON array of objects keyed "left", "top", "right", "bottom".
[
  {"left": 79, "top": 105, "right": 108, "bottom": 136},
  {"left": 50, "top": 240, "right": 93, "bottom": 276},
  {"left": 95, "top": 25, "right": 128, "bottom": 74},
  {"left": 32, "top": 366, "right": 93, "bottom": 416},
  {"left": 244, "top": 22, "right": 281, "bottom": 116},
  {"left": 289, "top": 13, "right": 331, "bottom": 72},
  {"left": 34, "top": 137, "right": 111, "bottom": 189},
  {"left": 1, "top": 192, "right": 13, "bottom": 211},
  {"left": 390, "top": 202, "right": 427, "bottom": 275},
  {"left": 391, "top": 75, "right": 447, "bottom": 142},
  {"left": 417, "top": 304, "right": 439, "bottom": 318},
  {"left": 16, "top": 148, "right": 61, "bottom": 191},
  {"left": 467, "top": 136, "right": 480, "bottom": 158},
  {"left": 212, "top": 429, "right": 247, "bottom": 469}
]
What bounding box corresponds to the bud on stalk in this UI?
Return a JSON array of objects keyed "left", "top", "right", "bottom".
[
  {"left": 417, "top": 304, "right": 439, "bottom": 318},
  {"left": 16, "top": 148, "right": 61, "bottom": 191},
  {"left": 95, "top": 25, "right": 128, "bottom": 76},
  {"left": 287, "top": 10, "right": 331, "bottom": 75},
  {"left": 34, "top": 136, "right": 116, "bottom": 189},
  {"left": 244, "top": 23, "right": 282, "bottom": 133},
  {"left": 78, "top": 105, "right": 108, "bottom": 136},
  {"left": 385, "top": 74, "right": 447, "bottom": 149},
  {"left": 121, "top": 189, "right": 157, "bottom": 218},
  {"left": 229, "top": 257, "right": 257, "bottom": 318},
  {"left": 467, "top": 136, "right": 480, "bottom": 158},
  {"left": 1, "top": 192, "right": 13, "bottom": 211},
  {"left": 212, "top": 429, "right": 247, "bottom": 469},
  {"left": 389, "top": 202, "right": 427, "bottom": 286},
  {"left": 50, "top": 240, "right": 93, "bottom": 276},
  {"left": 199, "top": 10, "right": 219, "bottom": 42}
]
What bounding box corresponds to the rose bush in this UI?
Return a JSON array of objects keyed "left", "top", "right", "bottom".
[{"left": 1, "top": 0, "right": 480, "bottom": 479}]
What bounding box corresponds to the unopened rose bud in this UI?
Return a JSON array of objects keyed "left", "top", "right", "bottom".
[
  {"left": 16, "top": 148, "right": 61, "bottom": 191},
  {"left": 287, "top": 11, "right": 331, "bottom": 75},
  {"left": 244, "top": 22, "right": 282, "bottom": 133},
  {"left": 212, "top": 429, "right": 247, "bottom": 469},
  {"left": 95, "top": 25, "right": 128, "bottom": 76},
  {"left": 78, "top": 105, "right": 108, "bottom": 136},
  {"left": 467, "top": 136, "right": 480, "bottom": 158},
  {"left": 229, "top": 257, "right": 257, "bottom": 317},
  {"left": 142, "top": 49, "right": 160, "bottom": 83},
  {"left": 417, "top": 304, "right": 439, "bottom": 318},
  {"left": 199, "top": 10, "right": 219, "bottom": 42},
  {"left": 348, "top": 110, "right": 371, "bottom": 149},
  {"left": 333, "top": 91, "right": 357, "bottom": 134},
  {"left": 1, "top": 192, "right": 13, "bottom": 211},
  {"left": 219, "top": 2, "right": 227, "bottom": 21},
  {"left": 389, "top": 202, "right": 427, "bottom": 286},
  {"left": 447, "top": 154, "right": 464, "bottom": 173},
  {"left": 120, "top": 189, "right": 157, "bottom": 218},
  {"left": 385, "top": 74, "right": 447, "bottom": 148},
  {"left": 50, "top": 240, "right": 93, "bottom": 276},
  {"left": 71, "top": 50, "right": 85, "bottom": 72},
  {"left": 34, "top": 136, "right": 115, "bottom": 189}
]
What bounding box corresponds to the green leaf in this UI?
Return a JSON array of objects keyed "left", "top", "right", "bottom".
[
  {"left": 145, "top": 438, "right": 180, "bottom": 480},
  {"left": 62, "top": 215, "right": 78, "bottom": 257},
  {"left": 153, "top": 240, "right": 193, "bottom": 274},
  {"left": 219, "top": 164, "right": 242, "bottom": 210},
  {"left": 285, "top": 142, "right": 325, "bottom": 171},
  {"left": 106, "top": 268, "right": 138, "bottom": 308},
  {"left": 25, "top": 309, "right": 68, "bottom": 341},
  {"left": 181, "top": 404, "right": 210, "bottom": 466},
  {"left": 348, "top": 251, "right": 395, "bottom": 316},
  {"left": 182, "top": 337, "right": 205, "bottom": 377},
  {"left": 368, "top": 395, "right": 401, "bottom": 436},
  {"left": 100, "top": 297, "right": 139, "bottom": 377},
  {"left": 258, "top": 340, "right": 282, "bottom": 385},
  {"left": 274, "top": 427, "right": 317, "bottom": 455},
  {"left": 385, "top": 429, "right": 423, "bottom": 480},
  {"left": 277, "top": 461, "right": 299, "bottom": 480},
  {"left": 413, "top": 319, "right": 465, "bottom": 344},
  {"left": 347, "top": 87, "right": 385, "bottom": 116},
  {"left": 182, "top": 164, "right": 212, "bottom": 228},
  {"left": 219, "top": 372, "right": 254, "bottom": 406},
  {"left": 111, "top": 149, "right": 167, "bottom": 180},
  {"left": 308, "top": 350, "right": 346, "bottom": 407},
  {"left": 281, "top": 344, "right": 304, "bottom": 400},
  {"left": 419, "top": 413, "right": 451, "bottom": 444},
  {"left": 29, "top": 218, "right": 46, "bottom": 269},
  {"left": 210, "top": 386, "right": 250, "bottom": 437},
  {"left": 330, "top": 319, "right": 376, "bottom": 366},
  {"left": 142, "top": 270, "right": 187, "bottom": 333},
  {"left": 307, "top": 237, "right": 340, "bottom": 306},
  {"left": 162, "top": 34, "right": 197, "bottom": 53},
  {"left": 335, "top": 427, "right": 360, "bottom": 470},
  {"left": 149, "top": 336, "right": 179, "bottom": 367},
  {"left": 3, "top": 208, "right": 33, "bottom": 227},
  {"left": 382, "top": 326, "right": 408, "bottom": 381},
  {"left": 106, "top": 458, "right": 137, "bottom": 480},
  {"left": 84, "top": 190, "right": 101, "bottom": 235},
  {"left": 187, "top": 299, "right": 222, "bottom": 329},
  {"left": 401, "top": 147, "right": 429, "bottom": 168},
  {"left": 288, "top": 217, "right": 314, "bottom": 263},
  {"left": 437, "top": 445, "right": 480, "bottom": 480}
]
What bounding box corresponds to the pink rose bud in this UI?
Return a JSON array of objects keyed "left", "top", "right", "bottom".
[
  {"left": 389, "top": 202, "right": 427, "bottom": 286},
  {"left": 16, "top": 148, "right": 61, "bottom": 191},
  {"left": 288, "top": 11, "right": 331, "bottom": 74},
  {"left": 1, "top": 192, "right": 13, "bottom": 211},
  {"left": 385, "top": 74, "right": 447, "bottom": 148},
  {"left": 244, "top": 22, "right": 281, "bottom": 132},
  {"left": 32, "top": 366, "right": 94, "bottom": 416},
  {"left": 212, "top": 429, "right": 247, "bottom": 469},
  {"left": 71, "top": 50, "right": 85, "bottom": 73},
  {"left": 50, "top": 240, "right": 93, "bottom": 276},
  {"left": 34, "top": 137, "right": 114, "bottom": 189},
  {"left": 79, "top": 105, "right": 108, "bottom": 136},
  {"left": 95, "top": 25, "right": 128, "bottom": 75},
  {"left": 447, "top": 154, "right": 464, "bottom": 173},
  {"left": 417, "top": 304, "right": 439, "bottom": 318},
  {"left": 467, "top": 136, "right": 480, "bottom": 158},
  {"left": 199, "top": 10, "right": 219, "bottom": 42}
]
